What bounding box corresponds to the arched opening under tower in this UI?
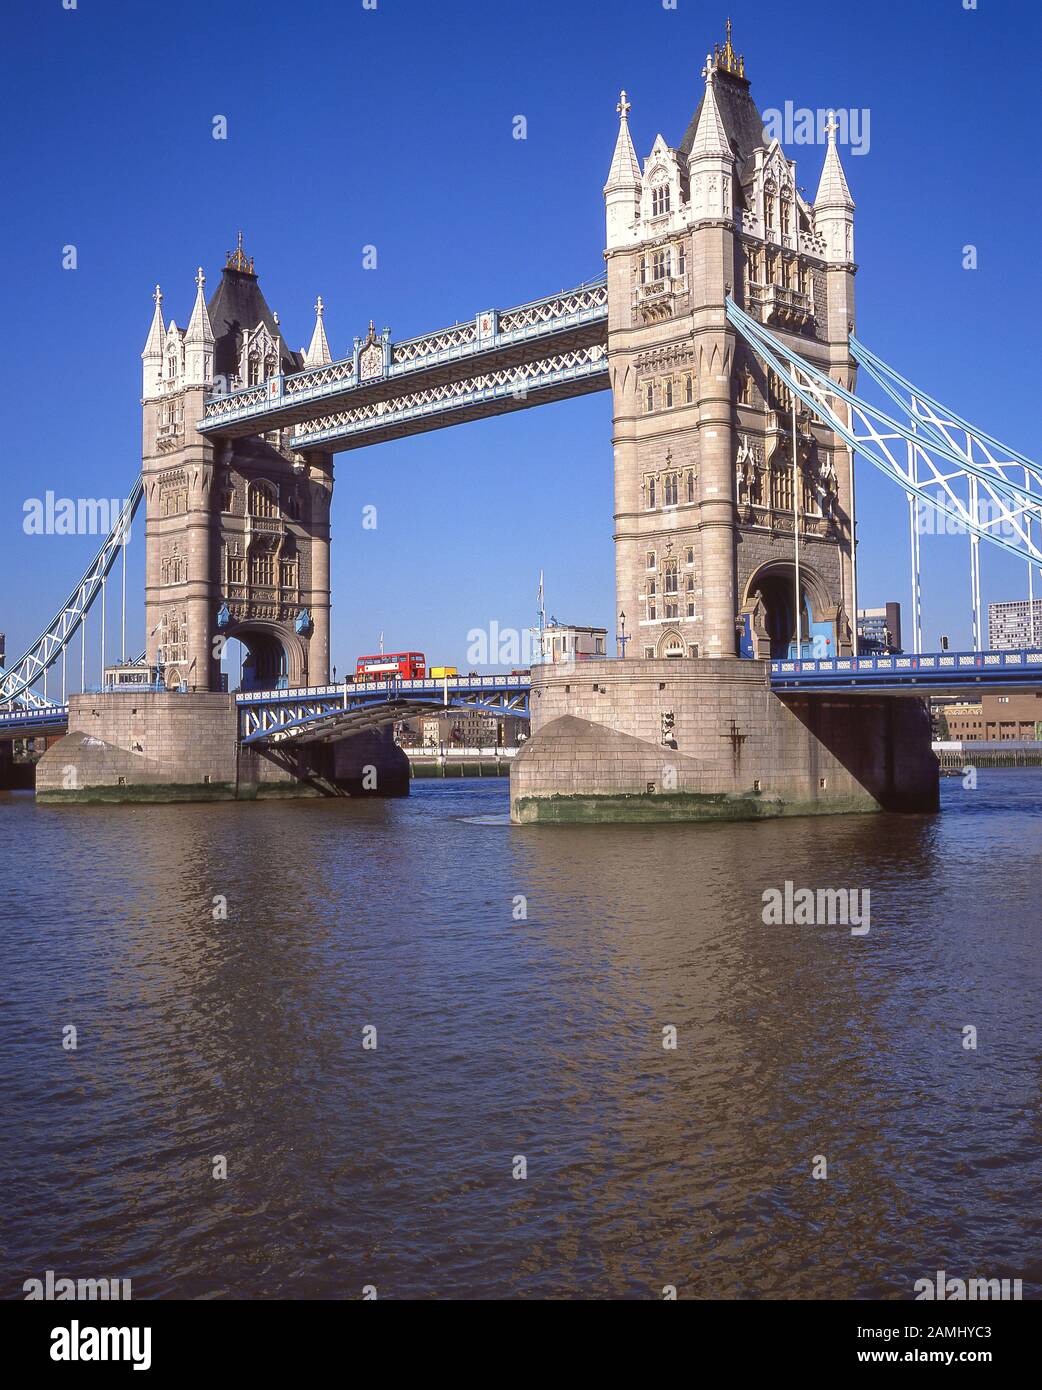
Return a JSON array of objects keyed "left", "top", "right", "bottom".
[
  {"left": 741, "top": 562, "right": 839, "bottom": 661},
  {"left": 221, "top": 622, "right": 308, "bottom": 692}
]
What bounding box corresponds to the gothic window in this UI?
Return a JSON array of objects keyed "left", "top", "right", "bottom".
[
  {"left": 651, "top": 183, "right": 671, "bottom": 217},
  {"left": 684, "top": 374, "right": 693, "bottom": 404},
  {"left": 686, "top": 548, "right": 694, "bottom": 565},
  {"left": 647, "top": 580, "right": 657, "bottom": 621},
  {"left": 648, "top": 477, "right": 656, "bottom": 508},
  {"left": 664, "top": 597, "right": 678, "bottom": 619},
  {"left": 663, "top": 559, "right": 678, "bottom": 594},
  {"left": 748, "top": 245, "right": 762, "bottom": 283},
  {"left": 166, "top": 352, "right": 177, "bottom": 380},
  {"left": 664, "top": 473, "right": 678, "bottom": 506},
  {"left": 686, "top": 601, "right": 695, "bottom": 618},
  {"left": 765, "top": 194, "right": 776, "bottom": 229},
  {"left": 664, "top": 380, "right": 674, "bottom": 409},
  {"left": 248, "top": 481, "right": 279, "bottom": 518},
  {"left": 264, "top": 354, "right": 277, "bottom": 381},
  {"left": 639, "top": 256, "right": 648, "bottom": 285},
  {"left": 798, "top": 261, "right": 809, "bottom": 296},
  {"left": 227, "top": 549, "right": 244, "bottom": 585},
  {"left": 686, "top": 471, "right": 695, "bottom": 503},
  {"left": 677, "top": 242, "right": 686, "bottom": 277},
  {"left": 646, "top": 551, "right": 656, "bottom": 570},
  {"left": 652, "top": 249, "right": 670, "bottom": 281},
  {"left": 247, "top": 354, "right": 261, "bottom": 387},
  {"left": 771, "top": 451, "right": 794, "bottom": 511},
  {"left": 645, "top": 382, "right": 654, "bottom": 413},
  {"left": 686, "top": 575, "right": 694, "bottom": 592},
  {"left": 280, "top": 543, "right": 299, "bottom": 590},
  {"left": 766, "top": 249, "right": 779, "bottom": 286},
  {"left": 249, "top": 540, "right": 277, "bottom": 587},
  {"left": 780, "top": 197, "right": 791, "bottom": 234}
]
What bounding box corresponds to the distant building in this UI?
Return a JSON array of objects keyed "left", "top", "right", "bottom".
[
  {"left": 537, "top": 624, "right": 607, "bottom": 665},
  {"left": 941, "top": 691, "right": 1042, "bottom": 742},
  {"left": 406, "top": 712, "right": 527, "bottom": 749},
  {"left": 988, "top": 599, "right": 1042, "bottom": 650},
  {"left": 857, "top": 603, "right": 902, "bottom": 654}
]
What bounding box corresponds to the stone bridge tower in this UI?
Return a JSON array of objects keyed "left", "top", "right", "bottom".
[
  {"left": 141, "top": 237, "right": 333, "bottom": 691},
  {"left": 604, "top": 22, "right": 857, "bottom": 661}
]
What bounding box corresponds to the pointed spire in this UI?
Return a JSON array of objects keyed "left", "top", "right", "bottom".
[
  {"left": 142, "top": 284, "right": 165, "bottom": 358},
  {"left": 604, "top": 89, "right": 641, "bottom": 192},
  {"left": 185, "top": 267, "right": 214, "bottom": 344},
  {"left": 689, "top": 61, "right": 731, "bottom": 161},
  {"left": 304, "top": 295, "right": 332, "bottom": 368},
  {"left": 815, "top": 111, "right": 854, "bottom": 209}
]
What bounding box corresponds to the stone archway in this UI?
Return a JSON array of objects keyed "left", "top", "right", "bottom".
[
  {"left": 226, "top": 619, "right": 309, "bottom": 691},
  {"left": 739, "top": 561, "right": 842, "bottom": 660}
]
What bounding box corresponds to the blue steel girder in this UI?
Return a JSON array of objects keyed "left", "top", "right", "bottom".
[
  {"left": 237, "top": 677, "right": 530, "bottom": 745},
  {"left": 199, "top": 279, "right": 609, "bottom": 445},
  {"left": 0, "top": 704, "right": 70, "bottom": 738},
  {"left": 770, "top": 647, "right": 1042, "bottom": 695}
]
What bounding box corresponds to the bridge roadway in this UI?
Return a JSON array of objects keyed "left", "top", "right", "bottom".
[
  {"left": 197, "top": 280, "right": 610, "bottom": 452},
  {"left": 4, "top": 650, "right": 1042, "bottom": 744}
]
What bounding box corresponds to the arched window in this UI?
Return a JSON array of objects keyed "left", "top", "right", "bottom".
[
  {"left": 684, "top": 374, "right": 694, "bottom": 404},
  {"left": 663, "top": 559, "right": 678, "bottom": 594},
  {"left": 648, "top": 477, "right": 656, "bottom": 508},
  {"left": 645, "top": 383, "right": 654, "bottom": 413},
  {"left": 771, "top": 451, "right": 794, "bottom": 512},
  {"left": 686, "top": 472, "right": 695, "bottom": 503},
  {"left": 664, "top": 380, "right": 674, "bottom": 408},
  {"left": 280, "top": 540, "right": 299, "bottom": 590},
  {"left": 651, "top": 182, "right": 671, "bottom": 217},
  {"left": 249, "top": 540, "right": 277, "bottom": 587},
  {"left": 639, "top": 256, "right": 648, "bottom": 285},
  {"left": 664, "top": 473, "right": 678, "bottom": 505},
  {"left": 264, "top": 354, "right": 277, "bottom": 381},
  {"left": 248, "top": 481, "right": 279, "bottom": 518},
  {"left": 652, "top": 249, "right": 670, "bottom": 281},
  {"left": 247, "top": 354, "right": 261, "bottom": 387},
  {"left": 677, "top": 242, "right": 686, "bottom": 277}
]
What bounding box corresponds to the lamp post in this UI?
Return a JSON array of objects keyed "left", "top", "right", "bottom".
[{"left": 617, "top": 610, "right": 629, "bottom": 659}]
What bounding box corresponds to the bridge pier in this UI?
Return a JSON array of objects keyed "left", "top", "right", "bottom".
[
  {"left": 34, "top": 693, "right": 409, "bottom": 804},
  {"left": 509, "top": 659, "right": 938, "bottom": 825}
]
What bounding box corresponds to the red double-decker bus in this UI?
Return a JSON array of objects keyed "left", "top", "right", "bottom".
[{"left": 355, "top": 652, "right": 426, "bottom": 681}]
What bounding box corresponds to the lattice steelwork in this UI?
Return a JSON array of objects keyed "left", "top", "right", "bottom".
[
  {"left": 238, "top": 675, "right": 530, "bottom": 745},
  {"left": 198, "top": 278, "right": 608, "bottom": 440},
  {"left": 727, "top": 299, "right": 1042, "bottom": 563},
  {"left": 291, "top": 343, "right": 608, "bottom": 450},
  {"left": 0, "top": 478, "right": 143, "bottom": 709},
  {"left": 727, "top": 297, "right": 1042, "bottom": 653}
]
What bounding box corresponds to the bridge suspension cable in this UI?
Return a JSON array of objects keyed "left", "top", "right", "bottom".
[
  {"left": 0, "top": 477, "right": 143, "bottom": 709},
  {"left": 725, "top": 300, "right": 1042, "bottom": 565}
]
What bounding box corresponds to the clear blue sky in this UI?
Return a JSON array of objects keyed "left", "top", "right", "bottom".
[{"left": 1, "top": 0, "right": 1039, "bottom": 679}]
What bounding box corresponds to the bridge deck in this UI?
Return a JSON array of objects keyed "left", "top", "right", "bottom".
[{"left": 198, "top": 280, "right": 609, "bottom": 447}]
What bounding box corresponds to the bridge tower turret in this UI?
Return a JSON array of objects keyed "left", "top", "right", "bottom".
[
  {"left": 141, "top": 236, "right": 333, "bottom": 693},
  {"left": 604, "top": 22, "right": 857, "bottom": 662}
]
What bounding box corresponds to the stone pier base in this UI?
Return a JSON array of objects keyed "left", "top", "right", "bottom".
[
  {"left": 509, "top": 658, "right": 939, "bottom": 825},
  {"left": 34, "top": 692, "right": 410, "bottom": 804}
]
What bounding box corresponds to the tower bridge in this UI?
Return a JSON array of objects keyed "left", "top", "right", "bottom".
[{"left": 4, "top": 20, "right": 1040, "bottom": 818}]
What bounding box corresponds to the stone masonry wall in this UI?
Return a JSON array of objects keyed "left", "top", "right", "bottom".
[{"left": 510, "top": 658, "right": 938, "bottom": 824}]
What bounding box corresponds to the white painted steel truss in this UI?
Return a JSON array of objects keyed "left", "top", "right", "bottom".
[{"left": 0, "top": 479, "right": 143, "bottom": 709}]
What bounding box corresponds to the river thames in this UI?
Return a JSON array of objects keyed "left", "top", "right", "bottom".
[{"left": 2, "top": 771, "right": 1040, "bottom": 1300}]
